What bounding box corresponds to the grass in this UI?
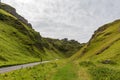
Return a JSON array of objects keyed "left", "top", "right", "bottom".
[
  {"left": 52, "top": 63, "right": 78, "bottom": 80},
  {"left": 0, "top": 60, "right": 95, "bottom": 80},
  {"left": 0, "top": 62, "right": 58, "bottom": 80},
  {"left": 79, "top": 61, "right": 95, "bottom": 67},
  {"left": 89, "top": 66, "right": 120, "bottom": 80},
  {"left": 0, "top": 60, "right": 68, "bottom": 80},
  {"left": 77, "top": 60, "right": 120, "bottom": 80}
]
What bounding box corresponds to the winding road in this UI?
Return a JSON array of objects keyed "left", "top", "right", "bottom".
[{"left": 0, "top": 60, "right": 58, "bottom": 74}]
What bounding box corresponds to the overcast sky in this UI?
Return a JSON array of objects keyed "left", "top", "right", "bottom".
[{"left": 3, "top": 0, "right": 120, "bottom": 42}]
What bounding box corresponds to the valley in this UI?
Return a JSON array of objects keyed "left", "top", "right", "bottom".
[{"left": 0, "top": 2, "right": 120, "bottom": 80}]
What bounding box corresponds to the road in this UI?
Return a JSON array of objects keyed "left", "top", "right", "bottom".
[{"left": 0, "top": 60, "right": 56, "bottom": 74}]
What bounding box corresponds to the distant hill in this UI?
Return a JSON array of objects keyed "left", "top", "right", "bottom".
[{"left": 44, "top": 38, "right": 83, "bottom": 57}]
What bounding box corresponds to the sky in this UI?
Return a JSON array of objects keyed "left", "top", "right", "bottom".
[{"left": 3, "top": 0, "right": 120, "bottom": 42}]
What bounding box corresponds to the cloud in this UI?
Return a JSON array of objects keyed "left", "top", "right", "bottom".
[{"left": 3, "top": 0, "right": 120, "bottom": 42}]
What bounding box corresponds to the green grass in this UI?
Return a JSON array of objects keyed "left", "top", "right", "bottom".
[
  {"left": 52, "top": 63, "right": 78, "bottom": 80},
  {"left": 79, "top": 61, "right": 95, "bottom": 67},
  {"left": 0, "top": 62, "right": 59, "bottom": 80},
  {"left": 0, "top": 59, "right": 73, "bottom": 80},
  {"left": 0, "top": 60, "right": 68, "bottom": 80},
  {"left": 89, "top": 66, "right": 120, "bottom": 80}
]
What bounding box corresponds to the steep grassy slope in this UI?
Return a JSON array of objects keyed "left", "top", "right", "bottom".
[
  {"left": 0, "top": 6, "right": 62, "bottom": 66},
  {"left": 71, "top": 20, "right": 120, "bottom": 80},
  {"left": 73, "top": 20, "right": 120, "bottom": 62}
]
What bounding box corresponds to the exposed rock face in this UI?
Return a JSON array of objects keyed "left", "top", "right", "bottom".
[{"left": 0, "top": 3, "right": 32, "bottom": 28}]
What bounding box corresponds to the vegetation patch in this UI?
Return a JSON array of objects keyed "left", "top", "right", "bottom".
[
  {"left": 79, "top": 61, "right": 95, "bottom": 67},
  {"left": 45, "top": 38, "right": 82, "bottom": 57},
  {"left": 89, "top": 66, "right": 120, "bottom": 80},
  {"left": 101, "top": 59, "right": 117, "bottom": 65}
]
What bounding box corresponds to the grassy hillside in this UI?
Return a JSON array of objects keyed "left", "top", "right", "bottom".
[
  {"left": 72, "top": 20, "right": 120, "bottom": 62},
  {"left": 70, "top": 20, "right": 120, "bottom": 80},
  {"left": 0, "top": 4, "right": 63, "bottom": 67},
  {"left": 0, "top": 3, "right": 82, "bottom": 67}
]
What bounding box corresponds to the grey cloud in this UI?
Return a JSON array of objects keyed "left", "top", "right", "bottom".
[{"left": 3, "top": 0, "right": 120, "bottom": 42}]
